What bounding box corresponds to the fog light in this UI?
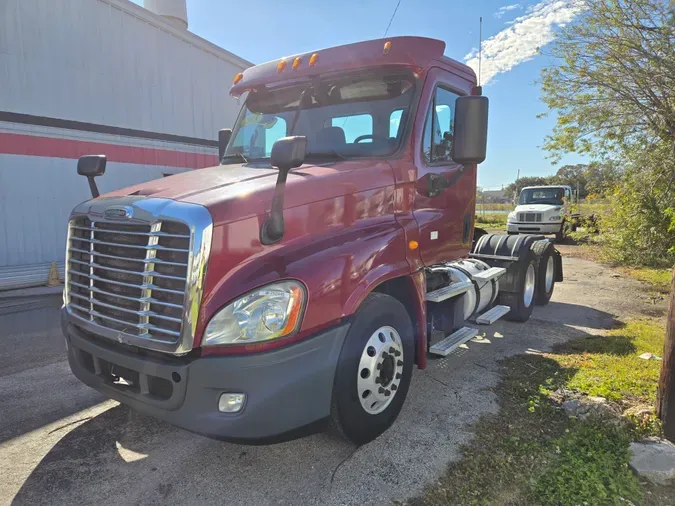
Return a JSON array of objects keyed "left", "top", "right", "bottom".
[{"left": 218, "top": 393, "right": 246, "bottom": 413}]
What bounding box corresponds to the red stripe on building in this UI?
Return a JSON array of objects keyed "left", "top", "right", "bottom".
[{"left": 0, "top": 132, "right": 219, "bottom": 168}]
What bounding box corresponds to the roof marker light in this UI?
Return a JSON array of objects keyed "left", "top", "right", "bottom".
[
  {"left": 309, "top": 53, "right": 319, "bottom": 67},
  {"left": 383, "top": 41, "right": 392, "bottom": 55},
  {"left": 292, "top": 56, "right": 302, "bottom": 70},
  {"left": 233, "top": 73, "right": 243, "bottom": 85},
  {"left": 277, "top": 59, "right": 287, "bottom": 72}
]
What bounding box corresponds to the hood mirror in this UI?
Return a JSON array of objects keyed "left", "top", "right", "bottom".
[
  {"left": 77, "top": 155, "right": 106, "bottom": 198},
  {"left": 260, "top": 136, "right": 307, "bottom": 245}
]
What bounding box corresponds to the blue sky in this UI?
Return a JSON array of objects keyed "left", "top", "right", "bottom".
[{"left": 133, "top": 0, "right": 587, "bottom": 189}]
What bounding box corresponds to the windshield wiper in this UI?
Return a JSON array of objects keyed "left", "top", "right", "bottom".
[{"left": 221, "top": 152, "right": 248, "bottom": 164}]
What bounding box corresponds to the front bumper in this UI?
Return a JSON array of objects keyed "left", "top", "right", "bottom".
[
  {"left": 507, "top": 221, "right": 562, "bottom": 234},
  {"left": 62, "top": 308, "right": 349, "bottom": 443}
]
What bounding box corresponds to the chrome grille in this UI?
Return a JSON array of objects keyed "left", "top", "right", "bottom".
[
  {"left": 66, "top": 217, "right": 190, "bottom": 344},
  {"left": 518, "top": 212, "right": 542, "bottom": 223}
]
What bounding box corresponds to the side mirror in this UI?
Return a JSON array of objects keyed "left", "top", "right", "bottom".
[
  {"left": 77, "top": 155, "right": 106, "bottom": 177},
  {"left": 451, "top": 96, "right": 489, "bottom": 165},
  {"left": 77, "top": 155, "right": 106, "bottom": 198},
  {"left": 218, "top": 129, "right": 232, "bottom": 160},
  {"left": 261, "top": 136, "right": 307, "bottom": 245},
  {"left": 270, "top": 136, "right": 307, "bottom": 171}
]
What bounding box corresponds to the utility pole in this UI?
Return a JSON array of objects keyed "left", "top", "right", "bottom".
[
  {"left": 657, "top": 266, "right": 675, "bottom": 441},
  {"left": 514, "top": 169, "right": 520, "bottom": 203}
]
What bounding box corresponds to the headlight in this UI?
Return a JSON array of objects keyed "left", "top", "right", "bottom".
[
  {"left": 203, "top": 281, "right": 306, "bottom": 346},
  {"left": 549, "top": 215, "right": 562, "bottom": 221},
  {"left": 507, "top": 212, "right": 516, "bottom": 220}
]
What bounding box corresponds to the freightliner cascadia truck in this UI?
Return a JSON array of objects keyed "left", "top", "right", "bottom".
[{"left": 62, "top": 36, "right": 563, "bottom": 445}]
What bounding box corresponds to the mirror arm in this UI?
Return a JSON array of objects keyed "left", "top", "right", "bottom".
[
  {"left": 87, "top": 176, "right": 100, "bottom": 199},
  {"left": 260, "top": 169, "right": 289, "bottom": 245}
]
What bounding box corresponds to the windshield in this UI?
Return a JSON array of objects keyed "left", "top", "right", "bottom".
[
  {"left": 518, "top": 188, "right": 565, "bottom": 205},
  {"left": 224, "top": 71, "right": 416, "bottom": 162}
]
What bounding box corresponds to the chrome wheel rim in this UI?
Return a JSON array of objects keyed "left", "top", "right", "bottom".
[
  {"left": 357, "top": 326, "right": 404, "bottom": 415},
  {"left": 523, "top": 263, "right": 536, "bottom": 307},
  {"left": 545, "top": 256, "right": 554, "bottom": 293}
]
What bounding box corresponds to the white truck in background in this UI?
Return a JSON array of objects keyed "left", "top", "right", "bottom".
[{"left": 507, "top": 185, "right": 577, "bottom": 242}]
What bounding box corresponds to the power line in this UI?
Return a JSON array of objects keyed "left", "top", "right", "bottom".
[{"left": 383, "top": 0, "right": 402, "bottom": 37}]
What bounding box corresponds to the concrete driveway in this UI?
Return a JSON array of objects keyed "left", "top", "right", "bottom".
[{"left": 0, "top": 256, "right": 665, "bottom": 506}]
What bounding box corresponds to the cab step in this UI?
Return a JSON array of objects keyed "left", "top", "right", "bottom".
[
  {"left": 429, "top": 326, "right": 479, "bottom": 356},
  {"left": 426, "top": 280, "right": 472, "bottom": 303},
  {"left": 471, "top": 266, "right": 506, "bottom": 282},
  {"left": 475, "top": 304, "right": 510, "bottom": 324}
]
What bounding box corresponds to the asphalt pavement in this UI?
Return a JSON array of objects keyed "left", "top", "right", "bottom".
[{"left": 0, "top": 257, "right": 666, "bottom": 506}]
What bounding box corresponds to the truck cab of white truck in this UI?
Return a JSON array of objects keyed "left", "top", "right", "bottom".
[{"left": 507, "top": 185, "right": 573, "bottom": 242}]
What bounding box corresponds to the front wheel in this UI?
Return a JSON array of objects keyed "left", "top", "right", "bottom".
[
  {"left": 554, "top": 221, "right": 567, "bottom": 243},
  {"left": 330, "top": 293, "right": 414, "bottom": 445}
]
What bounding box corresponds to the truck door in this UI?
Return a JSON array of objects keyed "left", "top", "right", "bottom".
[{"left": 412, "top": 69, "right": 476, "bottom": 266}]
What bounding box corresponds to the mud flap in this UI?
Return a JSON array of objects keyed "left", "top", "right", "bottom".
[{"left": 553, "top": 248, "right": 563, "bottom": 282}]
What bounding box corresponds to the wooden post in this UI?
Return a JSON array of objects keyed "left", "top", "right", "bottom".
[{"left": 657, "top": 265, "right": 675, "bottom": 441}]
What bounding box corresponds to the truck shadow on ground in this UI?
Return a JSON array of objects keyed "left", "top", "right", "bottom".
[
  {"left": 12, "top": 304, "right": 625, "bottom": 505},
  {"left": 529, "top": 300, "right": 622, "bottom": 330}
]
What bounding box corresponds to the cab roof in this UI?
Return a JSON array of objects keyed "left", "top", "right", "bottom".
[
  {"left": 521, "top": 185, "right": 572, "bottom": 191},
  {"left": 230, "top": 36, "right": 476, "bottom": 97}
]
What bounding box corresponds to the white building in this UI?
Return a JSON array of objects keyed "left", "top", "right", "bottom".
[{"left": 0, "top": 0, "right": 251, "bottom": 289}]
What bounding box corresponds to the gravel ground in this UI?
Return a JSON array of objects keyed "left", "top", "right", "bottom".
[{"left": 0, "top": 255, "right": 667, "bottom": 506}]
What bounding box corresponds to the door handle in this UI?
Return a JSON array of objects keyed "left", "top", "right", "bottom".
[{"left": 427, "top": 173, "right": 446, "bottom": 197}]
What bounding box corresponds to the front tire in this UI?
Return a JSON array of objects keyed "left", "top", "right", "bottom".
[
  {"left": 330, "top": 293, "right": 414, "bottom": 445},
  {"left": 555, "top": 221, "right": 567, "bottom": 243}
]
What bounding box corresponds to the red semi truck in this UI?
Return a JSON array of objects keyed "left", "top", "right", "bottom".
[{"left": 62, "top": 36, "right": 562, "bottom": 445}]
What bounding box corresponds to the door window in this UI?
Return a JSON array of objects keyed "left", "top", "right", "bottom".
[{"left": 422, "top": 87, "right": 460, "bottom": 164}]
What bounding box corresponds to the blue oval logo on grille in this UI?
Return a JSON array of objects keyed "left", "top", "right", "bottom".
[{"left": 104, "top": 206, "right": 133, "bottom": 220}]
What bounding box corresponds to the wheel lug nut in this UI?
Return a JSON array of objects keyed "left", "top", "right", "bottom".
[
  {"left": 389, "top": 347, "right": 395, "bottom": 353},
  {"left": 391, "top": 384, "right": 397, "bottom": 391},
  {"left": 384, "top": 390, "right": 391, "bottom": 397},
  {"left": 376, "top": 363, "right": 381, "bottom": 370},
  {"left": 382, "top": 352, "right": 389, "bottom": 359},
  {"left": 397, "top": 360, "right": 403, "bottom": 366},
  {"left": 394, "top": 350, "right": 401, "bottom": 357},
  {"left": 378, "top": 387, "right": 385, "bottom": 394},
  {"left": 396, "top": 373, "right": 401, "bottom": 379},
  {"left": 375, "top": 377, "right": 381, "bottom": 384}
]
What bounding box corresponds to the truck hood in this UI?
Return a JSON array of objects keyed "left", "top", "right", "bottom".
[
  {"left": 513, "top": 204, "right": 562, "bottom": 214},
  {"left": 101, "top": 160, "right": 395, "bottom": 226}
]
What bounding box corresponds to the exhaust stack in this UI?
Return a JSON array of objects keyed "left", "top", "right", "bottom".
[{"left": 144, "top": 0, "right": 188, "bottom": 30}]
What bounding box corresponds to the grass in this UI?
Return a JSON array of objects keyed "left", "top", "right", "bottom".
[
  {"left": 620, "top": 267, "right": 673, "bottom": 295},
  {"left": 475, "top": 213, "right": 507, "bottom": 229},
  {"left": 555, "top": 320, "right": 664, "bottom": 419},
  {"left": 415, "top": 318, "right": 672, "bottom": 506},
  {"left": 476, "top": 202, "right": 513, "bottom": 212}
]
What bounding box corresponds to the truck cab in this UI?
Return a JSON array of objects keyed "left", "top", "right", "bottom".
[
  {"left": 61, "top": 36, "right": 561, "bottom": 445},
  {"left": 507, "top": 185, "right": 573, "bottom": 242}
]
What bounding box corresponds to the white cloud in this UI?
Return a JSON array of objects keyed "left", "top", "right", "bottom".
[
  {"left": 494, "top": 3, "right": 522, "bottom": 19},
  {"left": 467, "top": 0, "right": 583, "bottom": 85}
]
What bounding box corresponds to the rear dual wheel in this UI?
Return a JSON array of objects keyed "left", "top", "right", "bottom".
[
  {"left": 532, "top": 241, "right": 556, "bottom": 305},
  {"left": 498, "top": 248, "right": 537, "bottom": 322},
  {"left": 330, "top": 293, "right": 414, "bottom": 445}
]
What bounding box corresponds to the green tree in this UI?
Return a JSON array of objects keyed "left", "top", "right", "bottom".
[{"left": 541, "top": 0, "right": 675, "bottom": 266}]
